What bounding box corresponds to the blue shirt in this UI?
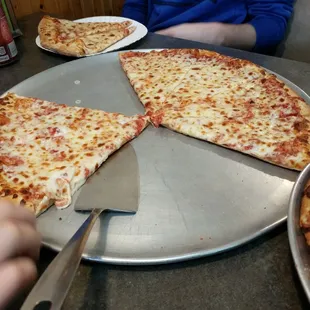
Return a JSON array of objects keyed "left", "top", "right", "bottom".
[{"left": 122, "top": 0, "right": 293, "bottom": 53}]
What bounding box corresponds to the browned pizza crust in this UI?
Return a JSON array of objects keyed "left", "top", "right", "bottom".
[
  {"left": 38, "top": 15, "right": 136, "bottom": 57},
  {"left": 304, "top": 230, "right": 310, "bottom": 246},
  {"left": 0, "top": 194, "right": 51, "bottom": 215},
  {"left": 299, "top": 180, "right": 310, "bottom": 246},
  {"left": 300, "top": 180, "right": 310, "bottom": 228}
]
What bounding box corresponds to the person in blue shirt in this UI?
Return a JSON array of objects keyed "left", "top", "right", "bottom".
[{"left": 122, "top": 0, "right": 294, "bottom": 54}]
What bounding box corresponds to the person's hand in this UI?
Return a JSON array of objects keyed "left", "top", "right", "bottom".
[
  {"left": 156, "top": 22, "right": 256, "bottom": 50},
  {"left": 156, "top": 22, "right": 227, "bottom": 45},
  {"left": 0, "top": 199, "right": 41, "bottom": 309}
]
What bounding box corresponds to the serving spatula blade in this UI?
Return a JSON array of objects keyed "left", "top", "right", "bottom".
[{"left": 75, "top": 143, "right": 139, "bottom": 213}]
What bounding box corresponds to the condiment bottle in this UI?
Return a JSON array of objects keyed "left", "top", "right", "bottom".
[{"left": 0, "top": 3, "right": 18, "bottom": 66}]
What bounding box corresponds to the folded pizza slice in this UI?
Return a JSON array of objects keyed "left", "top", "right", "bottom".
[{"left": 0, "top": 93, "right": 148, "bottom": 216}]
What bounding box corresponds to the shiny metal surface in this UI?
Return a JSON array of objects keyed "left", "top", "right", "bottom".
[
  {"left": 21, "top": 148, "right": 139, "bottom": 309},
  {"left": 75, "top": 144, "right": 139, "bottom": 213},
  {"left": 21, "top": 208, "right": 103, "bottom": 310},
  {"left": 8, "top": 50, "right": 306, "bottom": 265},
  {"left": 288, "top": 164, "right": 310, "bottom": 303}
]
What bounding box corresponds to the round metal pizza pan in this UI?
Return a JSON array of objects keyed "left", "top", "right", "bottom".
[
  {"left": 6, "top": 49, "right": 309, "bottom": 265},
  {"left": 288, "top": 164, "right": 310, "bottom": 302}
]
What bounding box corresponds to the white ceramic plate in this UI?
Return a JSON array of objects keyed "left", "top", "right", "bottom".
[{"left": 35, "top": 16, "right": 148, "bottom": 57}]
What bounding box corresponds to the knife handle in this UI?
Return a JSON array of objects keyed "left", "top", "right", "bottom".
[{"left": 21, "top": 208, "right": 103, "bottom": 310}]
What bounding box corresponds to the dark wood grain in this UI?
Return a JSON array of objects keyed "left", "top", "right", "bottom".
[{"left": 11, "top": 0, "right": 124, "bottom": 18}]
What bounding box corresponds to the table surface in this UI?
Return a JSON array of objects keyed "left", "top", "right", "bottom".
[{"left": 1, "top": 13, "right": 309, "bottom": 310}]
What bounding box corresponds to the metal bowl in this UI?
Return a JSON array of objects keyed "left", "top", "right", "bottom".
[{"left": 288, "top": 164, "right": 310, "bottom": 302}]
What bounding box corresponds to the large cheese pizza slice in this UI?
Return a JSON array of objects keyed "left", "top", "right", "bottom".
[
  {"left": 39, "top": 16, "right": 135, "bottom": 57},
  {"left": 120, "top": 49, "right": 310, "bottom": 171},
  {"left": 0, "top": 93, "right": 148, "bottom": 216}
]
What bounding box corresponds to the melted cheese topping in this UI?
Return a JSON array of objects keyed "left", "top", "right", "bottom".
[
  {"left": 0, "top": 93, "right": 148, "bottom": 215},
  {"left": 120, "top": 49, "right": 310, "bottom": 170},
  {"left": 119, "top": 50, "right": 201, "bottom": 115}
]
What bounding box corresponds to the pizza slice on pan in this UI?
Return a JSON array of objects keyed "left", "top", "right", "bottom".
[
  {"left": 0, "top": 93, "right": 148, "bottom": 216},
  {"left": 120, "top": 49, "right": 310, "bottom": 171}
]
